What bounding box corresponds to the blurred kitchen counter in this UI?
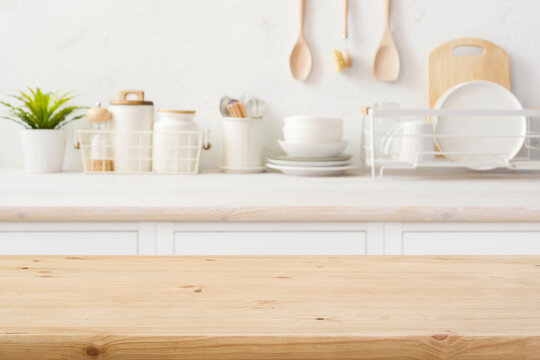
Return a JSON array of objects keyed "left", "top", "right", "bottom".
[{"left": 1, "top": 168, "right": 540, "bottom": 222}]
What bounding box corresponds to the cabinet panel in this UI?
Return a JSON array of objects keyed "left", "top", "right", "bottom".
[
  {"left": 403, "top": 231, "right": 540, "bottom": 255},
  {"left": 174, "top": 231, "right": 366, "bottom": 255},
  {"left": 0, "top": 231, "right": 138, "bottom": 255}
]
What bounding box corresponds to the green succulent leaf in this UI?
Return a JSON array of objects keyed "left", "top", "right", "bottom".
[{"left": 0, "top": 87, "right": 86, "bottom": 129}]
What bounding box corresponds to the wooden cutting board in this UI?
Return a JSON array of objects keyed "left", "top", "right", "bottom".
[{"left": 428, "top": 38, "right": 511, "bottom": 107}]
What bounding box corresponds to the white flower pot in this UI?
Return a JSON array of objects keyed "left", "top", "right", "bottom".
[{"left": 20, "top": 129, "right": 67, "bottom": 173}]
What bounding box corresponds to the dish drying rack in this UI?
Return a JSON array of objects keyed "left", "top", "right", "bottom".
[
  {"left": 75, "top": 129, "right": 209, "bottom": 174},
  {"left": 362, "top": 106, "right": 540, "bottom": 180}
]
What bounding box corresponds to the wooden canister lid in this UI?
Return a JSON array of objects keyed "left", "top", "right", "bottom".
[
  {"left": 110, "top": 90, "right": 153, "bottom": 106},
  {"left": 157, "top": 109, "right": 196, "bottom": 114}
]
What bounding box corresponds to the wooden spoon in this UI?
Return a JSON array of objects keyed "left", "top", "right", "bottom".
[
  {"left": 289, "top": 0, "right": 312, "bottom": 81},
  {"left": 374, "top": 0, "right": 400, "bottom": 82}
]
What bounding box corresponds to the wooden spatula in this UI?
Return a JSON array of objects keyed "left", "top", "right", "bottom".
[
  {"left": 289, "top": 0, "right": 313, "bottom": 81},
  {"left": 373, "top": 0, "right": 400, "bottom": 82}
]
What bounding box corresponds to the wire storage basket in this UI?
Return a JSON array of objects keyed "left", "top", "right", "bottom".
[
  {"left": 362, "top": 104, "right": 540, "bottom": 180},
  {"left": 75, "top": 129, "right": 210, "bottom": 174}
]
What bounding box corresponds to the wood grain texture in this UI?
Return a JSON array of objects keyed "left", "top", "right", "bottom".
[
  {"left": 1, "top": 256, "right": 540, "bottom": 359},
  {"left": 3, "top": 205, "right": 540, "bottom": 223},
  {"left": 429, "top": 38, "right": 510, "bottom": 108},
  {"left": 2, "top": 170, "right": 540, "bottom": 222}
]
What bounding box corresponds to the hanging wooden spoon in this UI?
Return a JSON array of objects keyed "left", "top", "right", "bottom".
[
  {"left": 374, "top": 0, "right": 400, "bottom": 82},
  {"left": 289, "top": 0, "right": 312, "bottom": 81}
]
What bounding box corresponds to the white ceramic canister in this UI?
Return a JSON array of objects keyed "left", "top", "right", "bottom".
[
  {"left": 109, "top": 90, "right": 154, "bottom": 172},
  {"left": 153, "top": 110, "right": 199, "bottom": 173},
  {"left": 222, "top": 117, "right": 263, "bottom": 173}
]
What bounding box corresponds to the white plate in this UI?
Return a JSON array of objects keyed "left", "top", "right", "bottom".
[
  {"left": 266, "top": 163, "right": 356, "bottom": 177},
  {"left": 433, "top": 80, "right": 526, "bottom": 170},
  {"left": 268, "top": 158, "right": 351, "bottom": 167},
  {"left": 278, "top": 140, "right": 348, "bottom": 158}
]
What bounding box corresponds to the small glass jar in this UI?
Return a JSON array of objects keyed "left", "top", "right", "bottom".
[{"left": 86, "top": 103, "right": 113, "bottom": 172}]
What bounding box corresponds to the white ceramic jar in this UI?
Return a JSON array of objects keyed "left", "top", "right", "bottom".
[
  {"left": 152, "top": 110, "right": 199, "bottom": 173},
  {"left": 109, "top": 90, "right": 154, "bottom": 172}
]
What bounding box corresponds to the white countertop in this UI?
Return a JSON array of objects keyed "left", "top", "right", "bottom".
[{"left": 1, "top": 168, "right": 540, "bottom": 222}]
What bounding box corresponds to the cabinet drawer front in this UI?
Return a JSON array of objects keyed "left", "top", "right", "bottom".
[
  {"left": 0, "top": 232, "right": 138, "bottom": 255},
  {"left": 403, "top": 232, "right": 540, "bottom": 255},
  {"left": 174, "top": 232, "right": 366, "bottom": 255}
]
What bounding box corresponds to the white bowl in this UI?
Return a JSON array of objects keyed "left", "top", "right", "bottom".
[
  {"left": 284, "top": 115, "right": 343, "bottom": 128},
  {"left": 283, "top": 125, "right": 343, "bottom": 144},
  {"left": 278, "top": 140, "right": 348, "bottom": 158}
]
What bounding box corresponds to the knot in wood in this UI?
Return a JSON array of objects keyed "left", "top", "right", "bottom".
[
  {"left": 432, "top": 334, "right": 449, "bottom": 341},
  {"left": 86, "top": 346, "right": 100, "bottom": 357}
]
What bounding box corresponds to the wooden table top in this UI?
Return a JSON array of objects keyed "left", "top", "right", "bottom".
[{"left": 1, "top": 256, "right": 540, "bottom": 359}]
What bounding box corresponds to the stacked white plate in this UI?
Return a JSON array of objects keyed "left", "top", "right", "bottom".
[
  {"left": 267, "top": 154, "right": 355, "bottom": 176},
  {"left": 267, "top": 116, "right": 355, "bottom": 176}
]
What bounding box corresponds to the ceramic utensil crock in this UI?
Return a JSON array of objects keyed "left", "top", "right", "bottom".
[{"left": 222, "top": 117, "right": 264, "bottom": 173}]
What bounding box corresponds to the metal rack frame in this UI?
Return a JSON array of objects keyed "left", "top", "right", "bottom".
[
  {"left": 363, "top": 107, "right": 540, "bottom": 180},
  {"left": 75, "top": 129, "right": 210, "bottom": 174}
]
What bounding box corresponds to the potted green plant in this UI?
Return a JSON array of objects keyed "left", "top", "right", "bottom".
[{"left": 1, "top": 88, "right": 85, "bottom": 173}]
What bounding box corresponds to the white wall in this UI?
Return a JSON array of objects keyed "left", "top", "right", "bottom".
[{"left": 0, "top": 0, "right": 539, "bottom": 170}]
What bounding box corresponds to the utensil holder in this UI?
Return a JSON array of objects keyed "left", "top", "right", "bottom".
[{"left": 222, "top": 117, "right": 263, "bottom": 173}]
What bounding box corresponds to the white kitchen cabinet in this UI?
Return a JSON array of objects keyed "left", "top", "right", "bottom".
[
  {"left": 160, "top": 223, "right": 384, "bottom": 255},
  {"left": 0, "top": 231, "right": 138, "bottom": 255},
  {"left": 0, "top": 223, "right": 155, "bottom": 255},
  {"left": 0, "top": 222, "right": 383, "bottom": 255},
  {"left": 402, "top": 232, "right": 540, "bottom": 255},
  {"left": 174, "top": 232, "right": 366, "bottom": 255},
  {"left": 2, "top": 221, "right": 540, "bottom": 255},
  {"left": 384, "top": 222, "right": 540, "bottom": 255}
]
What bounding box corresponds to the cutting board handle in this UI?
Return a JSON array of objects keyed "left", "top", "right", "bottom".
[
  {"left": 447, "top": 38, "right": 495, "bottom": 57},
  {"left": 440, "top": 38, "right": 506, "bottom": 58}
]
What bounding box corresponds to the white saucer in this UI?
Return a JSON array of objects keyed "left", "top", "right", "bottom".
[{"left": 266, "top": 163, "right": 356, "bottom": 177}]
